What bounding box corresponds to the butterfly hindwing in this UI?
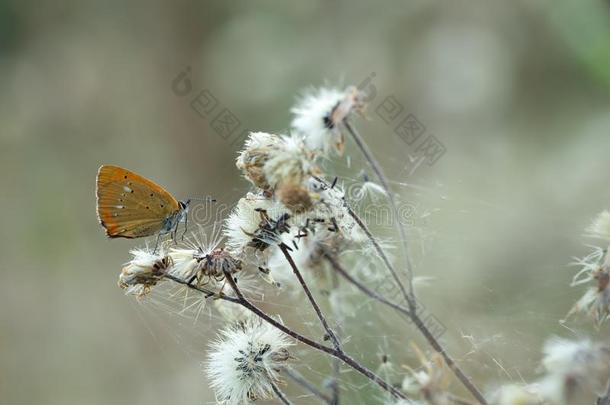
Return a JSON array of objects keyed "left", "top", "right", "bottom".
[{"left": 96, "top": 165, "right": 181, "bottom": 238}]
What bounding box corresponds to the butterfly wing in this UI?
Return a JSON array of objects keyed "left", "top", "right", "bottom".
[{"left": 96, "top": 165, "right": 181, "bottom": 238}]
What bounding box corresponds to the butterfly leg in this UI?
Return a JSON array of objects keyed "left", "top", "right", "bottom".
[
  {"left": 170, "top": 227, "right": 177, "bottom": 245},
  {"left": 153, "top": 233, "right": 162, "bottom": 255},
  {"left": 181, "top": 211, "right": 188, "bottom": 241}
]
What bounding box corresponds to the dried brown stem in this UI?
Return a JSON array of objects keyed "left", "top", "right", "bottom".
[{"left": 322, "top": 250, "right": 487, "bottom": 405}]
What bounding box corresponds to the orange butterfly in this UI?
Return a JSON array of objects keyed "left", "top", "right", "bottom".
[{"left": 96, "top": 165, "right": 189, "bottom": 243}]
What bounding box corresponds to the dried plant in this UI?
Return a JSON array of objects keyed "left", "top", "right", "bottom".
[{"left": 106, "top": 84, "right": 610, "bottom": 405}]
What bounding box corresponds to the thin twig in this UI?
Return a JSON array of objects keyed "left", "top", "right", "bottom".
[
  {"left": 322, "top": 250, "right": 488, "bottom": 405},
  {"left": 330, "top": 270, "right": 341, "bottom": 405},
  {"left": 343, "top": 119, "right": 414, "bottom": 301},
  {"left": 283, "top": 368, "right": 333, "bottom": 404},
  {"left": 269, "top": 378, "right": 294, "bottom": 405},
  {"left": 279, "top": 243, "right": 341, "bottom": 349},
  {"left": 163, "top": 273, "right": 240, "bottom": 303},
  {"left": 345, "top": 203, "right": 406, "bottom": 305},
  {"left": 322, "top": 249, "right": 410, "bottom": 316},
  {"left": 340, "top": 121, "right": 488, "bottom": 405}
]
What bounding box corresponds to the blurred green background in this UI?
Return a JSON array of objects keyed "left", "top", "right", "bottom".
[{"left": 2, "top": 0, "right": 610, "bottom": 404}]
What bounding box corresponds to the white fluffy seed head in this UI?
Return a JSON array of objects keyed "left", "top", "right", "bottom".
[
  {"left": 312, "top": 181, "right": 367, "bottom": 243},
  {"left": 263, "top": 134, "right": 318, "bottom": 190},
  {"left": 291, "top": 86, "right": 365, "bottom": 156},
  {"left": 223, "top": 193, "right": 289, "bottom": 258},
  {"left": 206, "top": 317, "right": 293, "bottom": 404},
  {"left": 118, "top": 248, "right": 172, "bottom": 297},
  {"left": 567, "top": 281, "right": 610, "bottom": 326},
  {"left": 537, "top": 338, "right": 610, "bottom": 402},
  {"left": 267, "top": 228, "right": 329, "bottom": 289},
  {"left": 167, "top": 247, "right": 198, "bottom": 279},
  {"left": 586, "top": 210, "right": 610, "bottom": 241},
  {"left": 567, "top": 246, "right": 610, "bottom": 326}
]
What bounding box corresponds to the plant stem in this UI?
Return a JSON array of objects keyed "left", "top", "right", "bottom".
[
  {"left": 330, "top": 270, "right": 341, "bottom": 405},
  {"left": 340, "top": 121, "right": 488, "bottom": 404},
  {"left": 343, "top": 119, "right": 414, "bottom": 302},
  {"left": 283, "top": 368, "right": 333, "bottom": 404},
  {"left": 163, "top": 273, "right": 240, "bottom": 303},
  {"left": 279, "top": 243, "right": 341, "bottom": 349},
  {"left": 322, "top": 251, "right": 488, "bottom": 405},
  {"left": 322, "top": 249, "right": 410, "bottom": 316},
  {"left": 269, "top": 378, "right": 294, "bottom": 405}
]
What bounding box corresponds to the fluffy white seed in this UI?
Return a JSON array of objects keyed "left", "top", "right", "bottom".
[{"left": 206, "top": 317, "right": 293, "bottom": 404}]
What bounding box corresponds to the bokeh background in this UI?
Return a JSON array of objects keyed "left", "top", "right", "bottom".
[{"left": 2, "top": 0, "right": 610, "bottom": 404}]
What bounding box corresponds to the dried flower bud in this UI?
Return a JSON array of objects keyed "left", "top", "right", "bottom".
[
  {"left": 118, "top": 248, "right": 172, "bottom": 297},
  {"left": 236, "top": 132, "right": 282, "bottom": 190},
  {"left": 262, "top": 134, "right": 319, "bottom": 192},
  {"left": 194, "top": 248, "right": 242, "bottom": 283}
]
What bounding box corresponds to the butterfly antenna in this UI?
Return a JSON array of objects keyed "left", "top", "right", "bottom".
[{"left": 187, "top": 196, "right": 217, "bottom": 203}]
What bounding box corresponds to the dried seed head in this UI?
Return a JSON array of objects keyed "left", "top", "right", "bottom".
[
  {"left": 236, "top": 132, "right": 282, "bottom": 190},
  {"left": 206, "top": 317, "right": 293, "bottom": 404},
  {"left": 118, "top": 248, "right": 172, "bottom": 297},
  {"left": 291, "top": 85, "right": 365, "bottom": 156},
  {"left": 536, "top": 338, "right": 610, "bottom": 403},
  {"left": 193, "top": 247, "right": 242, "bottom": 281},
  {"left": 262, "top": 134, "right": 319, "bottom": 192},
  {"left": 167, "top": 247, "right": 200, "bottom": 280},
  {"left": 567, "top": 246, "right": 610, "bottom": 326},
  {"left": 224, "top": 194, "right": 290, "bottom": 257},
  {"left": 308, "top": 178, "right": 367, "bottom": 242}
]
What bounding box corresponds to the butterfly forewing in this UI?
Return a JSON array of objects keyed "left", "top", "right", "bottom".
[{"left": 96, "top": 165, "right": 181, "bottom": 238}]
